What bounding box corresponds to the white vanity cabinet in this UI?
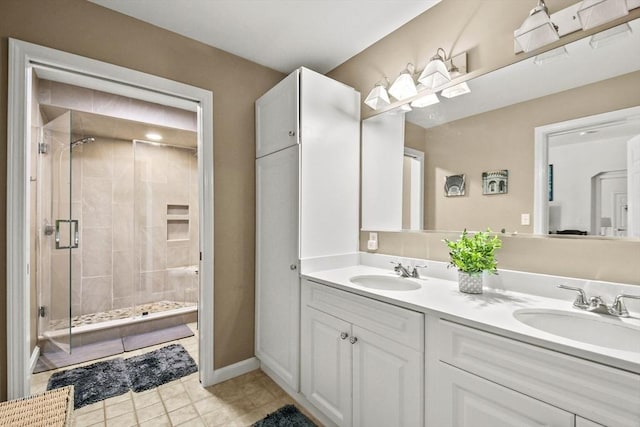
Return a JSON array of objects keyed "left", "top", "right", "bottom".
[
  {"left": 301, "top": 279, "right": 424, "bottom": 427},
  {"left": 426, "top": 315, "right": 640, "bottom": 427},
  {"left": 435, "top": 362, "right": 575, "bottom": 426},
  {"left": 255, "top": 68, "right": 360, "bottom": 391}
]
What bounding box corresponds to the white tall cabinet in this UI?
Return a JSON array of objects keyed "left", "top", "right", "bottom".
[{"left": 255, "top": 68, "right": 360, "bottom": 391}]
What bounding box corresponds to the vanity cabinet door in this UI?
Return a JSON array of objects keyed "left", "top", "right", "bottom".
[
  {"left": 351, "top": 326, "right": 423, "bottom": 427},
  {"left": 433, "top": 363, "right": 575, "bottom": 427},
  {"left": 301, "top": 307, "right": 352, "bottom": 427}
]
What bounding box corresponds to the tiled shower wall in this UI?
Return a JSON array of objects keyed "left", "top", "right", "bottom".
[{"left": 50, "top": 138, "right": 199, "bottom": 317}]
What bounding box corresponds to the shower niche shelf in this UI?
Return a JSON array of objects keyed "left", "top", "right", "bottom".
[{"left": 167, "top": 204, "right": 189, "bottom": 241}]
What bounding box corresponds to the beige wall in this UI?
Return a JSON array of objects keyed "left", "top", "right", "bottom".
[
  {"left": 0, "top": 0, "right": 284, "bottom": 400},
  {"left": 329, "top": 0, "right": 640, "bottom": 287},
  {"left": 422, "top": 71, "right": 640, "bottom": 232}
]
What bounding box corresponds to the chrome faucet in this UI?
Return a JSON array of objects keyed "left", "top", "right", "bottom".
[
  {"left": 391, "top": 262, "right": 412, "bottom": 278},
  {"left": 557, "top": 284, "right": 640, "bottom": 317},
  {"left": 557, "top": 284, "right": 589, "bottom": 309},
  {"left": 391, "top": 262, "right": 426, "bottom": 278},
  {"left": 609, "top": 294, "right": 640, "bottom": 317},
  {"left": 586, "top": 296, "right": 609, "bottom": 314}
]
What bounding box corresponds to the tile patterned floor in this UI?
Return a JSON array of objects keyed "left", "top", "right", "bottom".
[{"left": 31, "top": 323, "right": 321, "bottom": 427}]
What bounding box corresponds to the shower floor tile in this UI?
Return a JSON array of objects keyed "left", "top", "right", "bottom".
[{"left": 49, "top": 300, "right": 197, "bottom": 330}]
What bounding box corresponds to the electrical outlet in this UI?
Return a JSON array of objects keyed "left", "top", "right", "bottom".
[
  {"left": 367, "top": 232, "right": 378, "bottom": 251},
  {"left": 521, "top": 213, "right": 530, "bottom": 226}
]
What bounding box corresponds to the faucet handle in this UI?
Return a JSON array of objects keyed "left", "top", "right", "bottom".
[
  {"left": 557, "top": 284, "right": 589, "bottom": 308},
  {"left": 409, "top": 265, "right": 427, "bottom": 278},
  {"left": 609, "top": 294, "right": 640, "bottom": 317}
]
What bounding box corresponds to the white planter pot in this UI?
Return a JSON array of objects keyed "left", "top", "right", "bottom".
[{"left": 458, "top": 271, "right": 483, "bottom": 294}]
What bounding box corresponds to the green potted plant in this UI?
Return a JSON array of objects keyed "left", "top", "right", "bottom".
[{"left": 443, "top": 229, "right": 502, "bottom": 294}]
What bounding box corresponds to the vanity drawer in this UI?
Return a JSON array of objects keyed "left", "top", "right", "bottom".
[
  {"left": 437, "top": 319, "right": 640, "bottom": 427},
  {"left": 302, "top": 279, "right": 423, "bottom": 351}
]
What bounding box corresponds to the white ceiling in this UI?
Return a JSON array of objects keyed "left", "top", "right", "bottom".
[{"left": 89, "top": 0, "right": 441, "bottom": 73}]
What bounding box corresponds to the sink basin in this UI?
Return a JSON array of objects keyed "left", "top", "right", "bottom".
[
  {"left": 349, "top": 275, "right": 421, "bottom": 291},
  {"left": 513, "top": 309, "right": 640, "bottom": 353}
]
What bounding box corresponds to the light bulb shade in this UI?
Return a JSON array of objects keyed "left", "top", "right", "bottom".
[
  {"left": 411, "top": 93, "right": 440, "bottom": 108},
  {"left": 388, "top": 72, "right": 418, "bottom": 101},
  {"left": 364, "top": 85, "right": 390, "bottom": 110},
  {"left": 418, "top": 58, "right": 451, "bottom": 89},
  {"left": 533, "top": 46, "right": 568, "bottom": 65},
  {"left": 577, "top": 0, "right": 628, "bottom": 30},
  {"left": 589, "top": 22, "right": 632, "bottom": 48},
  {"left": 514, "top": 9, "right": 559, "bottom": 52},
  {"left": 441, "top": 82, "right": 471, "bottom": 99}
]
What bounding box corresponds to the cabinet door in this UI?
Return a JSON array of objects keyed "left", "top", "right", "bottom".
[
  {"left": 301, "top": 307, "right": 352, "bottom": 427},
  {"left": 432, "top": 363, "right": 575, "bottom": 427},
  {"left": 299, "top": 67, "right": 360, "bottom": 259},
  {"left": 255, "top": 145, "right": 300, "bottom": 389},
  {"left": 255, "top": 69, "right": 299, "bottom": 158},
  {"left": 351, "top": 326, "right": 423, "bottom": 427}
]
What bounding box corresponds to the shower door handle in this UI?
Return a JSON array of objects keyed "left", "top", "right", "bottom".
[{"left": 55, "top": 219, "right": 79, "bottom": 249}]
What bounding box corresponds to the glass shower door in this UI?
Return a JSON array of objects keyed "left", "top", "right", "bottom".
[{"left": 38, "top": 111, "right": 75, "bottom": 353}]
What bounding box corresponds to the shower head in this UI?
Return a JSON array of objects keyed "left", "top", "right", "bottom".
[{"left": 70, "top": 136, "right": 95, "bottom": 149}]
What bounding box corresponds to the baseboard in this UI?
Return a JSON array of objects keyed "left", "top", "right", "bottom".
[
  {"left": 29, "top": 346, "right": 40, "bottom": 374},
  {"left": 260, "top": 362, "right": 339, "bottom": 427},
  {"left": 210, "top": 357, "right": 260, "bottom": 385}
]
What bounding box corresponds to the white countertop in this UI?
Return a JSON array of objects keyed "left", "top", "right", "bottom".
[{"left": 302, "top": 264, "right": 640, "bottom": 374}]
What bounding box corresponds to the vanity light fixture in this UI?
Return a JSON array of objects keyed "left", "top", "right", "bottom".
[
  {"left": 514, "top": 0, "right": 560, "bottom": 53},
  {"left": 411, "top": 93, "right": 439, "bottom": 108},
  {"left": 418, "top": 48, "right": 451, "bottom": 90},
  {"left": 364, "top": 79, "right": 391, "bottom": 110},
  {"left": 577, "top": 0, "right": 629, "bottom": 30},
  {"left": 589, "top": 22, "right": 632, "bottom": 48},
  {"left": 533, "top": 45, "right": 569, "bottom": 64},
  {"left": 388, "top": 64, "right": 418, "bottom": 101},
  {"left": 145, "top": 132, "right": 163, "bottom": 141},
  {"left": 441, "top": 82, "right": 471, "bottom": 99},
  {"left": 440, "top": 60, "right": 471, "bottom": 99}
]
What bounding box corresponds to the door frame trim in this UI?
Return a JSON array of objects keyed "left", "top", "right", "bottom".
[
  {"left": 7, "top": 38, "right": 215, "bottom": 398},
  {"left": 533, "top": 105, "right": 640, "bottom": 235}
]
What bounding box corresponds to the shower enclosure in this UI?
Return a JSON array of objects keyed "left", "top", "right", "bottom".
[{"left": 36, "top": 109, "right": 199, "bottom": 353}]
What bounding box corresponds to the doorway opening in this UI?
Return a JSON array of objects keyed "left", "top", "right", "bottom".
[{"left": 7, "top": 39, "right": 214, "bottom": 399}]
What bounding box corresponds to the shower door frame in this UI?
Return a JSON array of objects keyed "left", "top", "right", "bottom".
[{"left": 7, "top": 39, "right": 215, "bottom": 399}]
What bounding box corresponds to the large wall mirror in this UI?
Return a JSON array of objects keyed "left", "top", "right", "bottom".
[{"left": 361, "top": 18, "right": 640, "bottom": 240}]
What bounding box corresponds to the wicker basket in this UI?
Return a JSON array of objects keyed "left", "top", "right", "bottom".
[{"left": 0, "top": 386, "right": 74, "bottom": 427}]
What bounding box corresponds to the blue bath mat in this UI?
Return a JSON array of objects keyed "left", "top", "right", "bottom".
[
  {"left": 47, "top": 343, "right": 197, "bottom": 407},
  {"left": 47, "top": 358, "right": 130, "bottom": 409},
  {"left": 253, "top": 405, "right": 317, "bottom": 427},
  {"left": 125, "top": 343, "right": 198, "bottom": 392}
]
